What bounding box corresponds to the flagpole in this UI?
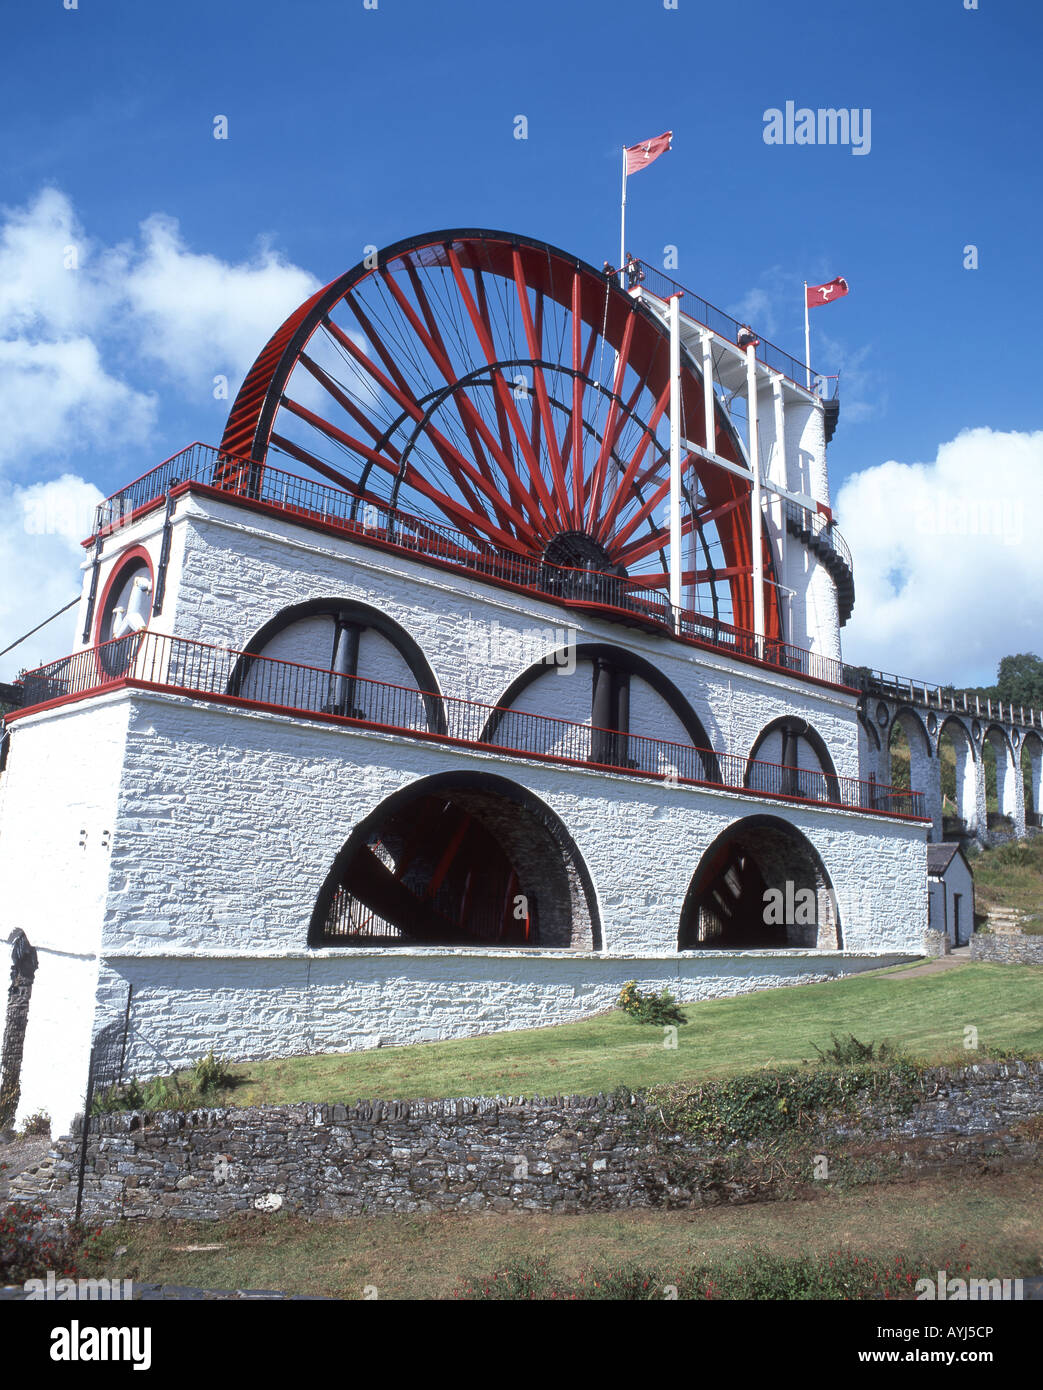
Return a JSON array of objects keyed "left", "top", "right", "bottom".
[
  {"left": 619, "top": 148, "right": 628, "bottom": 290},
  {"left": 803, "top": 282, "right": 811, "bottom": 390}
]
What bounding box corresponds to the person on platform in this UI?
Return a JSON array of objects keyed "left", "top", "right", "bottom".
[{"left": 737, "top": 323, "right": 760, "bottom": 350}]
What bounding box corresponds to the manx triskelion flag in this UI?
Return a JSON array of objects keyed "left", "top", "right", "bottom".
[{"left": 625, "top": 132, "right": 673, "bottom": 175}]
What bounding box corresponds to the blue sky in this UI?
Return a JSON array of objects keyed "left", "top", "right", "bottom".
[{"left": 1, "top": 0, "right": 1041, "bottom": 683}]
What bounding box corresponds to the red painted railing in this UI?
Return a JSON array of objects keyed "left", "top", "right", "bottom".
[
  {"left": 16, "top": 631, "right": 925, "bottom": 819},
  {"left": 88, "top": 442, "right": 850, "bottom": 689}
]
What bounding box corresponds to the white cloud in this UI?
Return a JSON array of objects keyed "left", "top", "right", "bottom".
[
  {"left": 0, "top": 187, "right": 319, "bottom": 674},
  {"left": 0, "top": 338, "right": 155, "bottom": 465},
  {"left": 837, "top": 428, "right": 1043, "bottom": 687},
  {"left": 0, "top": 474, "right": 102, "bottom": 682},
  {"left": 0, "top": 188, "right": 321, "bottom": 468},
  {"left": 123, "top": 213, "right": 319, "bottom": 389}
]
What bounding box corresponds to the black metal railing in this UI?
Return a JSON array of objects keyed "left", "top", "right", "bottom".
[
  {"left": 842, "top": 665, "right": 1043, "bottom": 728},
  {"left": 88, "top": 442, "right": 850, "bottom": 689},
  {"left": 784, "top": 500, "right": 853, "bottom": 572},
  {"left": 18, "top": 630, "right": 925, "bottom": 820},
  {"left": 631, "top": 262, "right": 839, "bottom": 399}
]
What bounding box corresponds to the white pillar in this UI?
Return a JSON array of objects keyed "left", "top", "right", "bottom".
[
  {"left": 700, "top": 331, "right": 715, "bottom": 454},
  {"left": 746, "top": 342, "right": 764, "bottom": 649},
  {"left": 770, "top": 376, "right": 788, "bottom": 642},
  {"left": 668, "top": 294, "right": 683, "bottom": 623}
]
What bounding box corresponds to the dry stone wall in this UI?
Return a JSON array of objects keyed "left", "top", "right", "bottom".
[
  {"left": 970, "top": 935, "right": 1043, "bottom": 964},
  {"left": 12, "top": 1060, "right": 1041, "bottom": 1221}
]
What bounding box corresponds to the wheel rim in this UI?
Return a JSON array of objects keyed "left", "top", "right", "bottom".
[{"left": 219, "top": 228, "right": 779, "bottom": 632}]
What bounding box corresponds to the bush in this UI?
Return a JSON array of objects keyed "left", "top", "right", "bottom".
[
  {"left": 91, "top": 1051, "right": 236, "bottom": 1115},
  {"left": 17, "top": 1111, "right": 50, "bottom": 1138},
  {"left": 193, "top": 1050, "right": 235, "bottom": 1094},
  {"left": 643, "top": 1058, "right": 920, "bottom": 1145},
  {"left": 617, "top": 981, "right": 688, "bottom": 1026},
  {"left": 811, "top": 1034, "right": 900, "bottom": 1066},
  {"left": 0, "top": 1202, "right": 99, "bottom": 1285}
]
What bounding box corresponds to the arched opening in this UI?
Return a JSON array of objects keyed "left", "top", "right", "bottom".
[
  {"left": 0, "top": 931, "right": 38, "bottom": 1129},
  {"left": 228, "top": 598, "right": 446, "bottom": 733},
  {"left": 310, "top": 772, "right": 600, "bottom": 950},
  {"left": 745, "top": 717, "right": 841, "bottom": 803},
  {"left": 95, "top": 547, "right": 155, "bottom": 677},
  {"left": 938, "top": 717, "right": 977, "bottom": 835},
  {"left": 984, "top": 726, "right": 1017, "bottom": 831},
  {"left": 678, "top": 816, "right": 841, "bottom": 951},
  {"left": 481, "top": 643, "right": 719, "bottom": 783},
  {"left": 887, "top": 707, "right": 931, "bottom": 797},
  {"left": 1022, "top": 733, "right": 1043, "bottom": 828}
]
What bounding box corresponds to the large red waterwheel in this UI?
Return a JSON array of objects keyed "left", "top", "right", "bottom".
[{"left": 218, "top": 228, "right": 780, "bottom": 633}]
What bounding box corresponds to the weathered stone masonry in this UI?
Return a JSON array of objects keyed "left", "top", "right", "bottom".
[{"left": 14, "top": 1060, "right": 1041, "bottom": 1220}]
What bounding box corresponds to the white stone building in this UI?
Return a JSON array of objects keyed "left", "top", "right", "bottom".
[
  {"left": 0, "top": 231, "right": 929, "bottom": 1134},
  {"left": 927, "top": 843, "right": 975, "bottom": 948}
]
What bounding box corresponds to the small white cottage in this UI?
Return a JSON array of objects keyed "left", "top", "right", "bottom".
[{"left": 927, "top": 843, "right": 975, "bottom": 948}]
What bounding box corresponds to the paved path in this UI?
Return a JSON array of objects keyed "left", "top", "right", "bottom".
[{"left": 879, "top": 947, "right": 971, "bottom": 980}]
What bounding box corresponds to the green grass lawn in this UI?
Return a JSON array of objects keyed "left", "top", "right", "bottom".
[
  {"left": 190, "top": 962, "right": 1043, "bottom": 1108},
  {"left": 84, "top": 1166, "right": 1042, "bottom": 1300}
]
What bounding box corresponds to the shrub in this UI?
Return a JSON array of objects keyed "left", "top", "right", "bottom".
[
  {"left": 616, "top": 981, "right": 688, "bottom": 1026},
  {"left": 0, "top": 1202, "right": 99, "bottom": 1285},
  {"left": 91, "top": 1052, "right": 236, "bottom": 1115},
  {"left": 811, "top": 1034, "right": 900, "bottom": 1066},
  {"left": 17, "top": 1111, "right": 50, "bottom": 1138},
  {"left": 192, "top": 1050, "right": 235, "bottom": 1094},
  {"left": 642, "top": 1058, "right": 920, "bottom": 1144}
]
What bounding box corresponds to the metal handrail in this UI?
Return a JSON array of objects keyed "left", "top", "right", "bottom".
[
  {"left": 783, "top": 500, "right": 853, "bottom": 572},
  {"left": 631, "top": 261, "right": 839, "bottom": 399},
  {"left": 87, "top": 442, "right": 851, "bottom": 690},
  {"left": 842, "top": 666, "right": 1043, "bottom": 729},
  {"left": 15, "top": 630, "right": 926, "bottom": 820}
]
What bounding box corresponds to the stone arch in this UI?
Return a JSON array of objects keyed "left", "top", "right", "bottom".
[
  {"left": 480, "top": 642, "right": 720, "bottom": 782},
  {"left": 888, "top": 705, "right": 937, "bottom": 833},
  {"left": 1022, "top": 731, "right": 1043, "bottom": 826},
  {"left": 228, "top": 597, "right": 447, "bottom": 734},
  {"left": 889, "top": 705, "right": 931, "bottom": 758},
  {"left": 938, "top": 716, "right": 978, "bottom": 834},
  {"left": 744, "top": 716, "right": 841, "bottom": 803},
  {"left": 0, "top": 931, "right": 39, "bottom": 1129},
  {"left": 309, "top": 770, "right": 601, "bottom": 950},
  {"left": 984, "top": 723, "right": 1019, "bottom": 827},
  {"left": 678, "top": 815, "right": 841, "bottom": 951}
]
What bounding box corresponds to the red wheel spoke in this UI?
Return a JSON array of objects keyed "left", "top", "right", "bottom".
[
  {"left": 299, "top": 351, "right": 404, "bottom": 458},
  {"left": 280, "top": 395, "right": 538, "bottom": 549},
  {"left": 596, "top": 380, "right": 672, "bottom": 542},
  {"left": 384, "top": 264, "right": 516, "bottom": 522},
  {"left": 321, "top": 317, "right": 538, "bottom": 544},
  {"left": 442, "top": 249, "right": 553, "bottom": 538},
  {"left": 612, "top": 475, "right": 676, "bottom": 560},
  {"left": 585, "top": 310, "right": 635, "bottom": 530},
  {"left": 327, "top": 305, "right": 503, "bottom": 530},
  {"left": 569, "top": 270, "right": 585, "bottom": 527},
  {"left": 267, "top": 432, "right": 366, "bottom": 497},
  {"left": 379, "top": 259, "right": 549, "bottom": 539},
  {"left": 512, "top": 253, "right": 570, "bottom": 529}
]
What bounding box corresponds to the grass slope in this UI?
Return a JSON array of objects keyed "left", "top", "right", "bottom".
[
  {"left": 85, "top": 1167, "right": 1042, "bottom": 1300},
  {"left": 970, "top": 836, "right": 1043, "bottom": 929},
  {"left": 201, "top": 963, "right": 1043, "bottom": 1108}
]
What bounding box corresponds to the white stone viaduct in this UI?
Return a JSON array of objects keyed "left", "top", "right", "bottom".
[{"left": 854, "top": 677, "right": 1043, "bottom": 846}]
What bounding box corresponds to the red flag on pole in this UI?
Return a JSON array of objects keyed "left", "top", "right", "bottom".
[
  {"left": 625, "top": 132, "right": 673, "bottom": 175},
  {"left": 806, "top": 277, "right": 849, "bottom": 307}
]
